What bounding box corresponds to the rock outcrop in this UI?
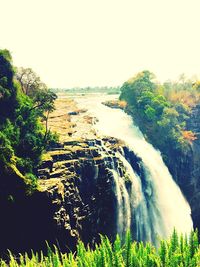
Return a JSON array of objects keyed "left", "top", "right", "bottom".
[{"left": 0, "top": 137, "right": 141, "bottom": 255}]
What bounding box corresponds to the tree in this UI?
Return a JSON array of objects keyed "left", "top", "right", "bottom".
[
  {"left": 15, "top": 66, "right": 57, "bottom": 141},
  {"left": 119, "top": 69, "right": 191, "bottom": 164},
  {"left": 0, "top": 49, "right": 57, "bottom": 191},
  {"left": 0, "top": 50, "right": 18, "bottom": 121},
  {"left": 120, "top": 70, "right": 156, "bottom": 107},
  {"left": 33, "top": 89, "right": 57, "bottom": 141},
  {"left": 15, "top": 67, "right": 47, "bottom": 96}
]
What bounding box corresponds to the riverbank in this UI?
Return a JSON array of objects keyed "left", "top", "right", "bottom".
[{"left": 48, "top": 95, "right": 97, "bottom": 142}]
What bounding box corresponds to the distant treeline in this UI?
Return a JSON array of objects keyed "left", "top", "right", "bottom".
[{"left": 51, "top": 86, "right": 120, "bottom": 95}]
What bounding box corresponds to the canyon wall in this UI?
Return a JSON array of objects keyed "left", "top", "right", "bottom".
[{"left": 166, "top": 104, "right": 200, "bottom": 229}]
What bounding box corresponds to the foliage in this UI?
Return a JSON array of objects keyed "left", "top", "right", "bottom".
[
  {"left": 162, "top": 76, "right": 200, "bottom": 108},
  {"left": 15, "top": 67, "right": 47, "bottom": 96},
  {"left": 15, "top": 67, "right": 57, "bottom": 116},
  {"left": 0, "top": 131, "right": 14, "bottom": 167},
  {"left": 0, "top": 230, "right": 199, "bottom": 266},
  {"left": 119, "top": 71, "right": 199, "bottom": 160},
  {"left": 0, "top": 49, "right": 57, "bottom": 192},
  {"left": 182, "top": 131, "right": 197, "bottom": 142},
  {"left": 0, "top": 49, "right": 18, "bottom": 122}
]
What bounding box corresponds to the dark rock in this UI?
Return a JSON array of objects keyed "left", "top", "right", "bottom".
[
  {"left": 68, "top": 111, "right": 79, "bottom": 115},
  {"left": 51, "top": 152, "right": 72, "bottom": 161},
  {"left": 39, "top": 160, "right": 53, "bottom": 172},
  {"left": 0, "top": 137, "right": 141, "bottom": 256},
  {"left": 37, "top": 168, "right": 50, "bottom": 179}
]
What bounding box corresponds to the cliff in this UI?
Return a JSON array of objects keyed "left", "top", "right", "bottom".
[
  {"left": 166, "top": 104, "right": 200, "bottom": 230},
  {"left": 0, "top": 137, "right": 141, "bottom": 255}
]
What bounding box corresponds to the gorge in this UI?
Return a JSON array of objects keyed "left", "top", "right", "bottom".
[
  {"left": 0, "top": 93, "right": 195, "bottom": 255},
  {"left": 75, "top": 94, "right": 193, "bottom": 242}
]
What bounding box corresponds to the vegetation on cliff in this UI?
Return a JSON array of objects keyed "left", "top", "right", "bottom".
[
  {"left": 119, "top": 70, "right": 200, "bottom": 161},
  {"left": 0, "top": 49, "right": 57, "bottom": 193},
  {"left": 0, "top": 230, "right": 199, "bottom": 267}
]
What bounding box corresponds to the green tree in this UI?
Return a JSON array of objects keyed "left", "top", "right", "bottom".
[
  {"left": 0, "top": 50, "right": 18, "bottom": 121},
  {"left": 119, "top": 70, "right": 190, "bottom": 163},
  {"left": 16, "top": 67, "right": 57, "bottom": 142},
  {"left": 120, "top": 70, "right": 156, "bottom": 107},
  {"left": 0, "top": 49, "right": 57, "bottom": 191}
]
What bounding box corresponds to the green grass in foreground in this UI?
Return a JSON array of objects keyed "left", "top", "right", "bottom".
[{"left": 0, "top": 230, "right": 199, "bottom": 267}]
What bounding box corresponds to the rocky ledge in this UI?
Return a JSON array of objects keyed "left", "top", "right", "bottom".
[{"left": 102, "top": 100, "right": 127, "bottom": 109}]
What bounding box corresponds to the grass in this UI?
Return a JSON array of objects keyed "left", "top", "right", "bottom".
[{"left": 0, "top": 230, "right": 200, "bottom": 266}]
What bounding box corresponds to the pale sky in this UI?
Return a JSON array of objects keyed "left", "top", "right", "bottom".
[{"left": 0, "top": 0, "right": 200, "bottom": 87}]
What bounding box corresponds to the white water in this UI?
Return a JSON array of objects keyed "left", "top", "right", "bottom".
[
  {"left": 116, "top": 152, "right": 153, "bottom": 242},
  {"left": 111, "top": 169, "right": 131, "bottom": 237},
  {"left": 75, "top": 94, "right": 193, "bottom": 242}
]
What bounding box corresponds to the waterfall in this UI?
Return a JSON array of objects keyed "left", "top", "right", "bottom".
[
  {"left": 111, "top": 169, "right": 131, "bottom": 238},
  {"left": 94, "top": 140, "right": 131, "bottom": 238},
  {"left": 76, "top": 95, "right": 193, "bottom": 243},
  {"left": 116, "top": 152, "right": 153, "bottom": 242}
]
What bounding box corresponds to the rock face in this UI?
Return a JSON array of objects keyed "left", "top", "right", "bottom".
[
  {"left": 0, "top": 137, "right": 141, "bottom": 255},
  {"left": 37, "top": 138, "right": 118, "bottom": 250},
  {"left": 166, "top": 104, "right": 200, "bottom": 230}
]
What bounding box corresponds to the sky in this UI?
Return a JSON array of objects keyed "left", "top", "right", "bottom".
[{"left": 0, "top": 0, "right": 200, "bottom": 88}]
